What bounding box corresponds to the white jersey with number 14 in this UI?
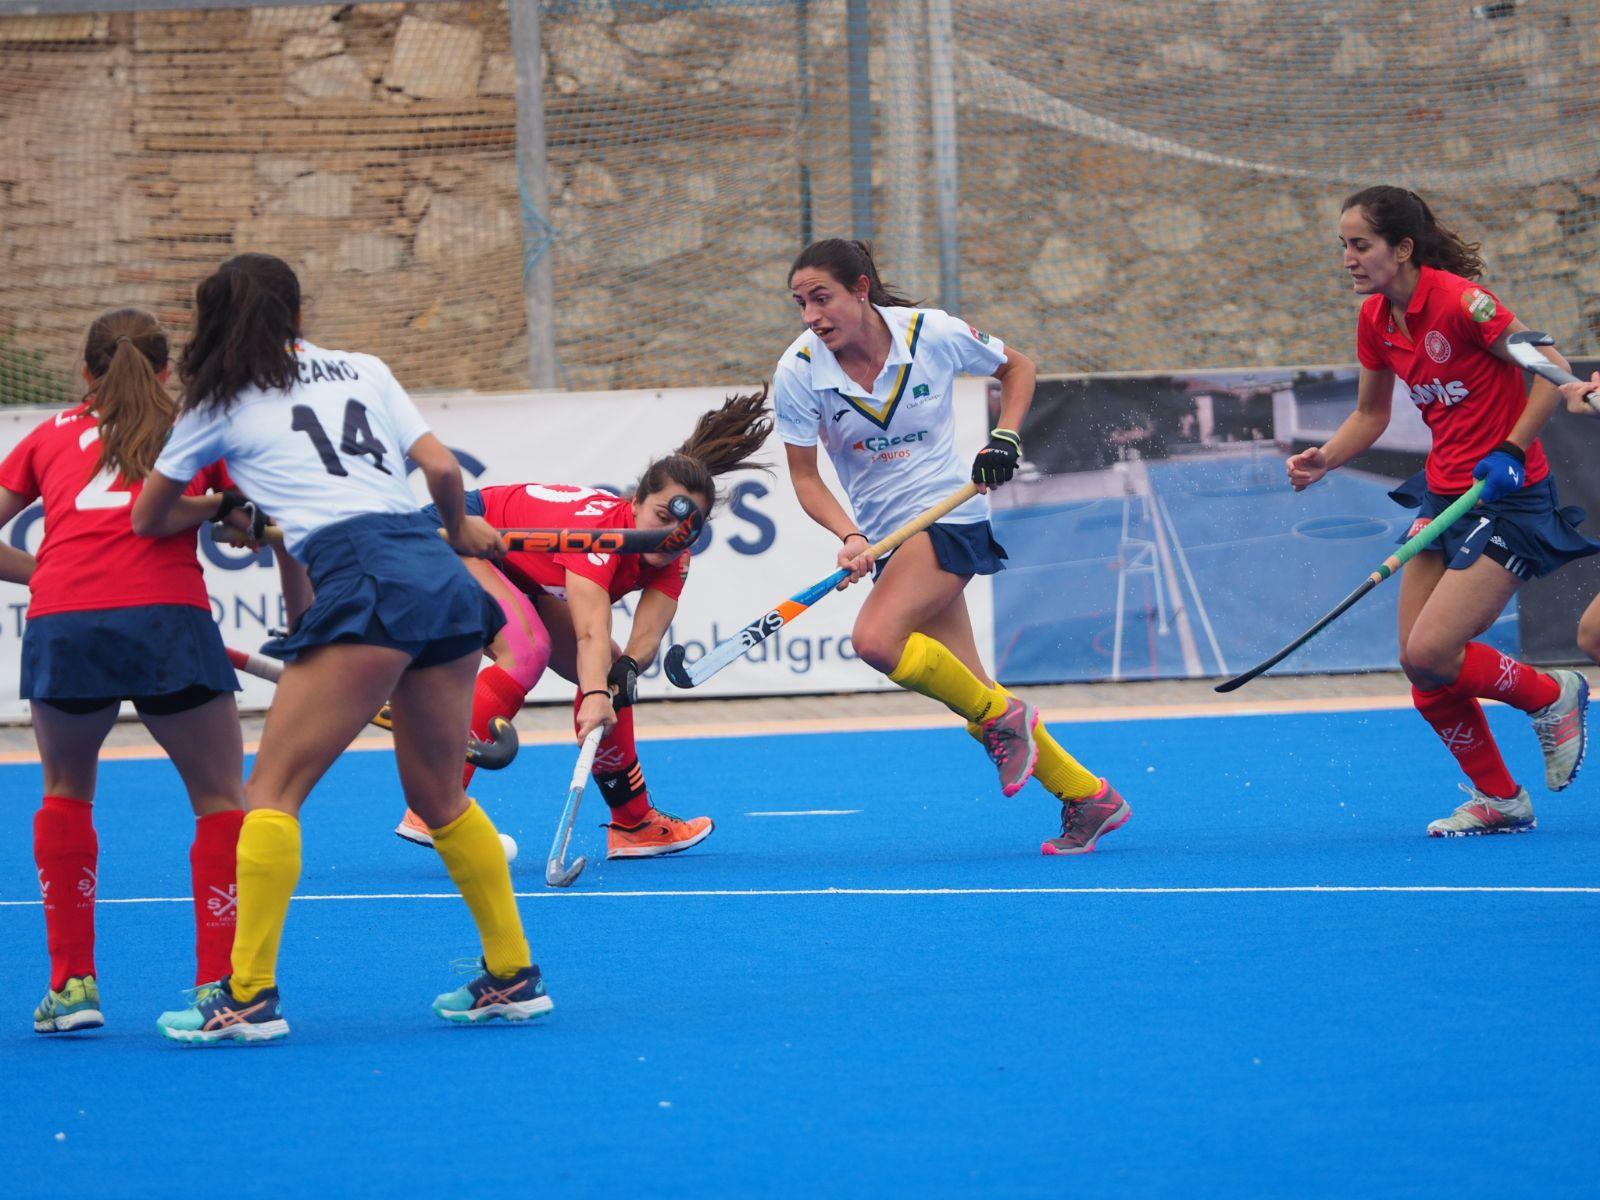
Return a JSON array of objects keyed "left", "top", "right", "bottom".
[{"left": 155, "top": 340, "right": 430, "bottom": 555}]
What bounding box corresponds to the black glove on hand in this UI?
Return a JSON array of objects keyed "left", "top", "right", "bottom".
[
  {"left": 971, "top": 428, "right": 1023, "bottom": 487},
  {"left": 607, "top": 655, "right": 641, "bottom": 709},
  {"left": 214, "top": 489, "right": 269, "bottom": 541}
]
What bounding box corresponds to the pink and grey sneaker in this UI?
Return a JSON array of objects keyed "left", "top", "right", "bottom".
[
  {"left": 1426, "top": 783, "right": 1536, "bottom": 838},
  {"left": 1530, "top": 669, "right": 1589, "bottom": 792},
  {"left": 1042, "top": 780, "right": 1131, "bottom": 855},
  {"left": 981, "top": 696, "right": 1040, "bottom": 798}
]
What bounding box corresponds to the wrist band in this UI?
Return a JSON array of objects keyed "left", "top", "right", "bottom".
[
  {"left": 1491, "top": 440, "right": 1526, "bottom": 465},
  {"left": 580, "top": 689, "right": 610, "bottom": 701},
  {"left": 842, "top": 531, "right": 867, "bottom": 543}
]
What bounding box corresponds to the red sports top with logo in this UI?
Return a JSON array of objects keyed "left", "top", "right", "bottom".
[
  {"left": 0, "top": 403, "right": 232, "bottom": 618},
  {"left": 479, "top": 483, "right": 689, "bottom": 602},
  {"left": 1356, "top": 265, "right": 1548, "bottom": 494}
]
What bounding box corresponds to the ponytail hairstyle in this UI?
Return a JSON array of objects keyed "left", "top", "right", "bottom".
[
  {"left": 81, "top": 307, "right": 175, "bottom": 482},
  {"left": 789, "top": 238, "right": 921, "bottom": 308},
  {"left": 1341, "top": 185, "right": 1485, "bottom": 280},
  {"left": 180, "top": 252, "right": 303, "bottom": 413},
  {"left": 635, "top": 385, "right": 774, "bottom": 513}
]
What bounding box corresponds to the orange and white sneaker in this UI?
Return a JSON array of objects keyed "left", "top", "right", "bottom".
[
  {"left": 605, "top": 808, "right": 715, "bottom": 859},
  {"left": 395, "top": 807, "right": 433, "bottom": 848}
]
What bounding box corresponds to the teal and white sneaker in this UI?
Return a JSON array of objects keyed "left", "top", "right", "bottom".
[
  {"left": 156, "top": 977, "right": 289, "bottom": 1046},
  {"left": 35, "top": 975, "right": 104, "bottom": 1034},
  {"left": 433, "top": 960, "right": 552, "bottom": 1024},
  {"left": 1427, "top": 784, "right": 1536, "bottom": 838}
]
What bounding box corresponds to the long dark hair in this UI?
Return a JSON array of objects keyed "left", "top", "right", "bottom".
[
  {"left": 81, "top": 307, "right": 175, "bottom": 482},
  {"left": 636, "top": 386, "right": 773, "bottom": 512},
  {"left": 180, "top": 252, "right": 303, "bottom": 412},
  {"left": 789, "top": 239, "right": 920, "bottom": 308},
  {"left": 1342, "top": 186, "right": 1485, "bottom": 279}
]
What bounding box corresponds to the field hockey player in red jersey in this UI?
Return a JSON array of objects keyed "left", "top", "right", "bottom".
[
  {"left": 394, "top": 389, "right": 772, "bottom": 860},
  {"left": 139, "top": 253, "right": 542, "bottom": 1043},
  {"left": 774, "top": 239, "right": 1128, "bottom": 855},
  {"left": 0, "top": 308, "right": 253, "bottom": 1034},
  {"left": 1287, "top": 186, "right": 1596, "bottom": 836}
]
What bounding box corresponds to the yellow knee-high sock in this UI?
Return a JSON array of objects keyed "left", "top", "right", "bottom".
[
  {"left": 430, "top": 801, "right": 531, "bottom": 979},
  {"left": 888, "top": 632, "right": 1008, "bottom": 724},
  {"left": 966, "top": 686, "right": 1104, "bottom": 800},
  {"left": 231, "top": 809, "right": 301, "bottom": 1001}
]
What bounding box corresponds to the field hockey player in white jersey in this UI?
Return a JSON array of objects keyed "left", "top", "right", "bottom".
[
  {"left": 134, "top": 253, "right": 548, "bottom": 1043},
  {"left": 774, "top": 239, "right": 1129, "bottom": 855}
]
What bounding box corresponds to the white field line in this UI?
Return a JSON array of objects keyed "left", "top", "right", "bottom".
[
  {"left": 744, "top": 809, "right": 862, "bottom": 817},
  {"left": 0, "top": 885, "right": 1595, "bottom": 908}
]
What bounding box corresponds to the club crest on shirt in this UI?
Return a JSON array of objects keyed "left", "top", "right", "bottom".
[
  {"left": 1461, "top": 288, "right": 1497, "bottom": 324},
  {"left": 1424, "top": 330, "right": 1452, "bottom": 364},
  {"left": 967, "top": 325, "right": 991, "bottom": 344}
]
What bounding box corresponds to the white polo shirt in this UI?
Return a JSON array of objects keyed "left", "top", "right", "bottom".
[
  {"left": 154, "top": 340, "right": 430, "bottom": 555},
  {"left": 773, "top": 305, "right": 1006, "bottom": 541}
]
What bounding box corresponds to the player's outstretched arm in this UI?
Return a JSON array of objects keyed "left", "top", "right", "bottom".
[
  {"left": 130, "top": 470, "right": 220, "bottom": 537},
  {"left": 0, "top": 487, "right": 37, "bottom": 585},
  {"left": 785, "top": 442, "right": 872, "bottom": 586},
  {"left": 1287, "top": 366, "right": 1395, "bottom": 491}
]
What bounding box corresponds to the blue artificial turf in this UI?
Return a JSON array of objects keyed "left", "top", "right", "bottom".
[{"left": 1, "top": 706, "right": 1597, "bottom": 1199}]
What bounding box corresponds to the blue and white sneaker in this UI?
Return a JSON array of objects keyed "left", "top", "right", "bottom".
[
  {"left": 156, "top": 977, "right": 289, "bottom": 1046},
  {"left": 35, "top": 975, "right": 104, "bottom": 1034},
  {"left": 433, "top": 960, "right": 552, "bottom": 1024}
]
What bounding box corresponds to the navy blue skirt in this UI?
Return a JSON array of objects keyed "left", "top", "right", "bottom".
[
  {"left": 266, "top": 510, "right": 505, "bottom": 668},
  {"left": 876, "top": 520, "right": 1008, "bottom": 579},
  {"left": 22, "top": 604, "right": 238, "bottom": 702},
  {"left": 418, "top": 489, "right": 486, "bottom": 525},
  {"left": 1388, "top": 471, "right": 1598, "bottom": 580}
]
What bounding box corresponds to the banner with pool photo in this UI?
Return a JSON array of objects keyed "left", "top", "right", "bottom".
[{"left": 986, "top": 361, "right": 1600, "bottom": 685}]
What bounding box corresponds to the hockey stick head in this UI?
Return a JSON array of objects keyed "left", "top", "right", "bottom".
[
  {"left": 652, "top": 494, "right": 706, "bottom": 557},
  {"left": 663, "top": 643, "right": 695, "bottom": 689},
  {"left": 545, "top": 853, "right": 587, "bottom": 888},
  {"left": 467, "top": 716, "right": 519, "bottom": 771}
]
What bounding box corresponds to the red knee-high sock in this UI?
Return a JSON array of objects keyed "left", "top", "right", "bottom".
[
  {"left": 462, "top": 665, "right": 531, "bottom": 789},
  {"left": 34, "top": 795, "right": 98, "bottom": 991},
  {"left": 190, "top": 809, "right": 244, "bottom": 986},
  {"left": 1412, "top": 684, "right": 1520, "bottom": 799},
  {"left": 572, "top": 693, "right": 651, "bottom": 826},
  {"left": 1453, "top": 641, "right": 1561, "bottom": 713}
]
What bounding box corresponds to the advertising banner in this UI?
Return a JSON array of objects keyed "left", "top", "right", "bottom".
[{"left": 0, "top": 383, "right": 995, "bottom": 719}]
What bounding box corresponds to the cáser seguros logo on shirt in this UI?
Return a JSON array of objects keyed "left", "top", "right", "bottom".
[{"left": 851, "top": 430, "right": 927, "bottom": 453}]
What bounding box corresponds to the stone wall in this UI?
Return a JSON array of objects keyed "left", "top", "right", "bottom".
[{"left": 2, "top": 0, "right": 1598, "bottom": 401}]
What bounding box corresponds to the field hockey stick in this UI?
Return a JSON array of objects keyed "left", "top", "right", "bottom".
[
  {"left": 1505, "top": 330, "right": 1600, "bottom": 415},
  {"left": 1213, "top": 479, "right": 1486, "bottom": 693},
  {"left": 663, "top": 482, "right": 981, "bottom": 689},
  {"left": 546, "top": 726, "right": 603, "bottom": 888},
  {"left": 225, "top": 646, "right": 519, "bottom": 769},
  {"left": 215, "top": 495, "right": 703, "bottom": 554}
]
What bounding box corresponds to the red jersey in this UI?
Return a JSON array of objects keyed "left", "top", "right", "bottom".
[
  {"left": 479, "top": 483, "right": 690, "bottom": 602},
  {"left": 1356, "top": 266, "right": 1548, "bottom": 494},
  {"left": 0, "top": 403, "right": 232, "bottom": 618}
]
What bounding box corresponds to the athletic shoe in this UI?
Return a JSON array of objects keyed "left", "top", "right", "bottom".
[
  {"left": 605, "top": 809, "right": 715, "bottom": 859},
  {"left": 1042, "top": 781, "right": 1132, "bottom": 855},
  {"left": 1531, "top": 669, "right": 1589, "bottom": 792},
  {"left": 156, "top": 977, "right": 289, "bottom": 1045},
  {"left": 1427, "top": 784, "right": 1536, "bottom": 838},
  {"left": 433, "top": 960, "right": 552, "bottom": 1024},
  {"left": 981, "top": 696, "right": 1040, "bottom": 798},
  {"left": 34, "top": 975, "right": 103, "bottom": 1034},
  {"left": 395, "top": 807, "right": 433, "bottom": 848}
]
